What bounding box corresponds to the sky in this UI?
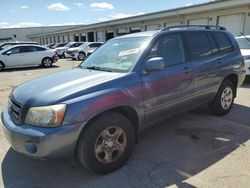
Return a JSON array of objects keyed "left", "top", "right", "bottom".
[{"left": 0, "top": 0, "right": 213, "bottom": 28}]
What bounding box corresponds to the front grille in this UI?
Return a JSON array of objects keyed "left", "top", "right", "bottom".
[{"left": 8, "top": 97, "right": 22, "bottom": 124}]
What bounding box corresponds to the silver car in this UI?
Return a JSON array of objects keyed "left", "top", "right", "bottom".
[{"left": 0, "top": 44, "right": 58, "bottom": 71}]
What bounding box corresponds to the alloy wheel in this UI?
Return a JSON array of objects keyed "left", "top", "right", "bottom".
[{"left": 95, "top": 126, "right": 127, "bottom": 164}]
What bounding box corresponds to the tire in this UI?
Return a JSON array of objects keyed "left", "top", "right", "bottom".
[
  {"left": 209, "top": 80, "right": 235, "bottom": 116},
  {"left": 62, "top": 52, "right": 66, "bottom": 58},
  {"left": 0, "top": 62, "right": 4, "bottom": 71},
  {"left": 78, "top": 52, "right": 85, "bottom": 60},
  {"left": 42, "top": 57, "right": 52, "bottom": 67},
  {"left": 77, "top": 112, "right": 135, "bottom": 174}
]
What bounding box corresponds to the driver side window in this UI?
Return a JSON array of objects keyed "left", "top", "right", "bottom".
[
  {"left": 7, "top": 47, "right": 21, "bottom": 54},
  {"left": 148, "top": 34, "right": 186, "bottom": 66}
]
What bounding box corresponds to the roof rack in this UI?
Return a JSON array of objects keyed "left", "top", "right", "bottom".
[{"left": 161, "top": 25, "right": 227, "bottom": 32}]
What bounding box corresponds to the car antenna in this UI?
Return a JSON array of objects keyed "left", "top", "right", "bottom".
[{"left": 240, "top": 32, "right": 250, "bottom": 43}]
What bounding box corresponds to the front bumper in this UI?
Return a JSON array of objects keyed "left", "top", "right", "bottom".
[
  {"left": 71, "top": 52, "right": 78, "bottom": 60},
  {"left": 245, "top": 60, "right": 250, "bottom": 75},
  {"left": 52, "top": 55, "right": 59, "bottom": 63},
  {"left": 1, "top": 109, "right": 83, "bottom": 159},
  {"left": 65, "top": 52, "right": 72, "bottom": 58}
]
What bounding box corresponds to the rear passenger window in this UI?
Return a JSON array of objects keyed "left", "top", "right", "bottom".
[
  {"left": 213, "top": 32, "right": 233, "bottom": 53},
  {"left": 185, "top": 32, "right": 212, "bottom": 60}
]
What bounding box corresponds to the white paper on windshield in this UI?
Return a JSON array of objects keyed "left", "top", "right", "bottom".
[{"left": 119, "top": 48, "right": 140, "bottom": 57}]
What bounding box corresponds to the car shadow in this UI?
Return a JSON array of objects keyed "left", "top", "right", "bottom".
[
  {"left": 1, "top": 104, "right": 250, "bottom": 188},
  {"left": 1, "top": 65, "right": 60, "bottom": 73}
]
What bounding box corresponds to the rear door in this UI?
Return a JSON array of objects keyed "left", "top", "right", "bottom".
[
  {"left": 185, "top": 31, "right": 223, "bottom": 104},
  {"left": 142, "top": 33, "right": 194, "bottom": 124}
]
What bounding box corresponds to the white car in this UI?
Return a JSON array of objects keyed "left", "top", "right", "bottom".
[
  {"left": 55, "top": 42, "right": 83, "bottom": 58},
  {"left": 0, "top": 44, "right": 58, "bottom": 71},
  {"left": 70, "top": 42, "right": 103, "bottom": 60},
  {"left": 236, "top": 35, "right": 250, "bottom": 76}
]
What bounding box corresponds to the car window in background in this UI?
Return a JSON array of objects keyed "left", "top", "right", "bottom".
[
  {"left": 89, "top": 43, "right": 103, "bottom": 48},
  {"left": 213, "top": 32, "right": 233, "bottom": 53},
  {"left": 236, "top": 38, "right": 250, "bottom": 49},
  {"left": 148, "top": 34, "right": 186, "bottom": 66},
  {"left": 185, "top": 32, "right": 212, "bottom": 60},
  {"left": 70, "top": 43, "right": 82, "bottom": 48},
  {"left": 7, "top": 47, "right": 21, "bottom": 54},
  {"left": 81, "top": 37, "right": 151, "bottom": 72},
  {"left": 55, "top": 43, "right": 67, "bottom": 48}
]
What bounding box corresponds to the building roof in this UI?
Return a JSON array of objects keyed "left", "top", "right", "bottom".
[{"left": 28, "top": 0, "right": 250, "bottom": 38}]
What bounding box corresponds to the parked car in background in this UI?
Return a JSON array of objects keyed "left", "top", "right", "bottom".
[
  {"left": 55, "top": 42, "right": 84, "bottom": 58},
  {"left": 45, "top": 43, "right": 55, "bottom": 49},
  {"left": 0, "top": 44, "right": 58, "bottom": 71},
  {"left": 0, "top": 41, "right": 38, "bottom": 51},
  {"left": 70, "top": 42, "right": 103, "bottom": 60},
  {"left": 1, "top": 26, "right": 246, "bottom": 174},
  {"left": 236, "top": 35, "right": 250, "bottom": 76},
  {"left": 51, "top": 42, "right": 68, "bottom": 49}
]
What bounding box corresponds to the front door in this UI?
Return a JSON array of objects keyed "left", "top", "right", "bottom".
[{"left": 142, "top": 34, "right": 194, "bottom": 125}]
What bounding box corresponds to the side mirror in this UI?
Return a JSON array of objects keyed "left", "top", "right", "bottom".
[
  {"left": 144, "top": 57, "right": 165, "bottom": 73},
  {"left": 6, "top": 51, "right": 12, "bottom": 56}
]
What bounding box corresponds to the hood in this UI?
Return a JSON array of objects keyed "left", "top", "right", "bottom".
[
  {"left": 67, "top": 47, "right": 79, "bottom": 52},
  {"left": 240, "top": 49, "right": 250, "bottom": 56},
  {"left": 56, "top": 47, "right": 68, "bottom": 51},
  {"left": 12, "top": 69, "right": 124, "bottom": 107}
]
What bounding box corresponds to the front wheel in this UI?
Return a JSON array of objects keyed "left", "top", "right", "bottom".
[
  {"left": 77, "top": 52, "right": 85, "bottom": 60},
  {"left": 0, "top": 62, "right": 4, "bottom": 71},
  {"left": 42, "top": 57, "right": 52, "bottom": 67},
  {"left": 209, "top": 80, "right": 235, "bottom": 116},
  {"left": 76, "top": 112, "right": 135, "bottom": 174}
]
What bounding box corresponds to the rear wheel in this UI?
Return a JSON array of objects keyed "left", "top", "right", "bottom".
[
  {"left": 77, "top": 112, "right": 135, "bottom": 174},
  {"left": 209, "top": 80, "right": 235, "bottom": 116},
  {"left": 78, "top": 52, "right": 85, "bottom": 60},
  {"left": 42, "top": 57, "right": 52, "bottom": 67},
  {"left": 0, "top": 62, "right": 4, "bottom": 71}
]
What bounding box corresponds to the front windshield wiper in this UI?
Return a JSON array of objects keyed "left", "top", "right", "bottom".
[{"left": 82, "top": 66, "right": 114, "bottom": 72}]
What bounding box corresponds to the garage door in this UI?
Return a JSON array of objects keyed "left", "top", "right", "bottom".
[
  {"left": 188, "top": 18, "right": 209, "bottom": 25},
  {"left": 146, "top": 24, "right": 160, "bottom": 31},
  {"left": 165, "top": 21, "right": 182, "bottom": 27},
  {"left": 97, "top": 31, "right": 104, "bottom": 42},
  {"left": 218, "top": 13, "right": 245, "bottom": 36},
  {"left": 117, "top": 28, "right": 129, "bottom": 36}
]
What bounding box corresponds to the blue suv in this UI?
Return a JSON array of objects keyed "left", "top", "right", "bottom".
[{"left": 1, "top": 25, "right": 246, "bottom": 174}]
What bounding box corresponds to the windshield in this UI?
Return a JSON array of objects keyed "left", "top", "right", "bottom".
[
  {"left": 80, "top": 37, "right": 150, "bottom": 73},
  {"left": 236, "top": 38, "right": 250, "bottom": 49},
  {"left": 65, "top": 42, "right": 73, "bottom": 47}
]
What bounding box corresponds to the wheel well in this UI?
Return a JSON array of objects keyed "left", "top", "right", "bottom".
[
  {"left": 73, "top": 106, "right": 139, "bottom": 157},
  {"left": 81, "top": 106, "right": 139, "bottom": 138},
  {"left": 0, "top": 61, "right": 5, "bottom": 67},
  {"left": 79, "top": 51, "right": 86, "bottom": 55},
  {"left": 223, "top": 74, "right": 238, "bottom": 97}
]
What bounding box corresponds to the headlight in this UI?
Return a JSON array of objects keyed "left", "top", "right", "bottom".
[
  {"left": 244, "top": 55, "right": 250, "bottom": 61},
  {"left": 25, "top": 104, "right": 66, "bottom": 127}
]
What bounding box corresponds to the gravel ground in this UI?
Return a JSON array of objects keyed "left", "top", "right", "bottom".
[{"left": 0, "top": 59, "right": 249, "bottom": 188}]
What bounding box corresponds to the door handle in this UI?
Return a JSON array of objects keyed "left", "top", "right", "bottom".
[{"left": 182, "top": 67, "right": 190, "bottom": 74}]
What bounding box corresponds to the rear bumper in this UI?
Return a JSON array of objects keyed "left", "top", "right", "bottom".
[{"left": 1, "top": 109, "right": 84, "bottom": 159}]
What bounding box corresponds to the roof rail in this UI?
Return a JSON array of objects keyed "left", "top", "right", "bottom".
[{"left": 161, "top": 25, "right": 227, "bottom": 32}]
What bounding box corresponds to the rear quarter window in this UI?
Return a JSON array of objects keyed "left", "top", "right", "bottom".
[{"left": 212, "top": 32, "right": 233, "bottom": 53}]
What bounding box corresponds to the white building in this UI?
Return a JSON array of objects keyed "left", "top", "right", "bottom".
[
  {"left": 1, "top": 0, "right": 250, "bottom": 44},
  {"left": 0, "top": 25, "right": 83, "bottom": 43}
]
